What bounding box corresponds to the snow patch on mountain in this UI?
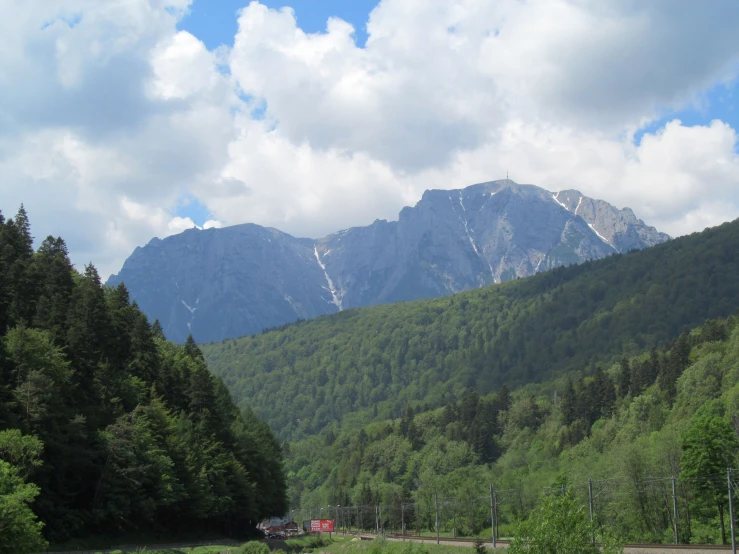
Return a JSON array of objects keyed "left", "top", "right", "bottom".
[{"left": 314, "top": 246, "right": 343, "bottom": 311}]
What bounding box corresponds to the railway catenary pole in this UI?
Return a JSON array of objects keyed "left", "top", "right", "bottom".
[
  {"left": 729, "top": 468, "right": 736, "bottom": 554},
  {"left": 489, "top": 484, "right": 496, "bottom": 548},
  {"left": 672, "top": 476, "right": 679, "bottom": 545},
  {"left": 588, "top": 478, "right": 595, "bottom": 546},
  {"left": 435, "top": 493, "right": 440, "bottom": 544},
  {"left": 417, "top": 496, "right": 421, "bottom": 537},
  {"left": 402, "top": 502, "right": 405, "bottom": 540},
  {"left": 453, "top": 499, "right": 456, "bottom": 539}
]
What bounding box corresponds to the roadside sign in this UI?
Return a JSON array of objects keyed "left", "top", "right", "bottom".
[{"left": 310, "top": 519, "right": 334, "bottom": 532}]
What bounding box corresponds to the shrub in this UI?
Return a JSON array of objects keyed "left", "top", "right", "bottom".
[{"left": 238, "top": 540, "right": 272, "bottom": 554}]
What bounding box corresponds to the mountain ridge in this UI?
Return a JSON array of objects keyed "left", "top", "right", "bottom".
[
  {"left": 108, "top": 179, "right": 669, "bottom": 343},
  {"left": 201, "top": 218, "right": 739, "bottom": 442}
]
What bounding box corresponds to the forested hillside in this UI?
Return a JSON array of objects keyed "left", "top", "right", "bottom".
[
  {"left": 0, "top": 206, "right": 287, "bottom": 550},
  {"left": 204, "top": 218, "right": 739, "bottom": 442},
  {"left": 288, "top": 315, "right": 739, "bottom": 545}
]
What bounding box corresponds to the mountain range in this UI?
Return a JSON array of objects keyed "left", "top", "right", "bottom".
[{"left": 107, "top": 179, "right": 669, "bottom": 343}]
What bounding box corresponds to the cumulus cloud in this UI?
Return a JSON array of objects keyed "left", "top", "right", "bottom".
[
  {"left": 2, "top": 0, "right": 739, "bottom": 279},
  {"left": 167, "top": 216, "right": 199, "bottom": 232}
]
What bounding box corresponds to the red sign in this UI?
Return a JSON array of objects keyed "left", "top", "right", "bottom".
[{"left": 310, "top": 519, "right": 334, "bottom": 532}]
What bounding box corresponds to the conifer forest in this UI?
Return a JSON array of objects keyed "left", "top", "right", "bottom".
[{"left": 0, "top": 206, "right": 287, "bottom": 551}]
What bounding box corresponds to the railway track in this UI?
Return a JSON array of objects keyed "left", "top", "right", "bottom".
[{"left": 378, "top": 532, "right": 734, "bottom": 551}]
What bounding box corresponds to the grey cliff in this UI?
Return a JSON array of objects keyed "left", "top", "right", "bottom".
[{"left": 107, "top": 180, "right": 669, "bottom": 343}]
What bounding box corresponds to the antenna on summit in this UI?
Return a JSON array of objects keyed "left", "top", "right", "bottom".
[{"left": 506, "top": 170, "right": 509, "bottom": 181}]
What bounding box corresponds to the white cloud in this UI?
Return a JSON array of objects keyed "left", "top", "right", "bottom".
[
  {"left": 2, "top": 0, "right": 739, "bottom": 279},
  {"left": 167, "top": 216, "right": 198, "bottom": 232}
]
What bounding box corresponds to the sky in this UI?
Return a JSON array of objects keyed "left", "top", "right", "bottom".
[{"left": 2, "top": 0, "right": 739, "bottom": 279}]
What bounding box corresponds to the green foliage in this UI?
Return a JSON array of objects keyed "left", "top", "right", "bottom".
[
  {"left": 204, "top": 219, "right": 739, "bottom": 444},
  {"left": 237, "top": 540, "right": 271, "bottom": 554},
  {"left": 277, "top": 316, "right": 739, "bottom": 546},
  {"left": 680, "top": 403, "right": 739, "bottom": 544},
  {"left": 0, "top": 458, "right": 47, "bottom": 554},
  {"left": 0, "top": 206, "right": 287, "bottom": 545},
  {"left": 508, "top": 492, "right": 620, "bottom": 554},
  {"left": 0, "top": 429, "right": 43, "bottom": 477}
]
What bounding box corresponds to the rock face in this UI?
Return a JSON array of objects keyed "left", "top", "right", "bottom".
[{"left": 107, "top": 180, "right": 669, "bottom": 343}]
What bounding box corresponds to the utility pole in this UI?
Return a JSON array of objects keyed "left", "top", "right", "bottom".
[
  {"left": 453, "top": 500, "right": 456, "bottom": 539},
  {"left": 729, "top": 468, "right": 736, "bottom": 554},
  {"left": 402, "top": 502, "right": 405, "bottom": 540},
  {"left": 494, "top": 491, "right": 498, "bottom": 547},
  {"left": 588, "top": 478, "right": 595, "bottom": 546},
  {"left": 417, "top": 497, "right": 421, "bottom": 537},
  {"left": 435, "top": 493, "right": 440, "bottom": 545},
  {"left": 489, "top": 485, "right": 496, "bottom": 548},
  {"left": 672, "top": 476, "right": 679, "bottom": 545}
]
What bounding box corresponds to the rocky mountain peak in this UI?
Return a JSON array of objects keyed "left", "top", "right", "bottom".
[{"left": 108, "top": 180, "right": 670, "bottom": 343}]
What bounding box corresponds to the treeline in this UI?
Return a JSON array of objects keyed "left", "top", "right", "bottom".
[
  {"left": 0, "top": 206, "right": 287, "bottom": 550},
  {"left": 204, "top": 218, "right": 739, "bottom": 442},
  {"left": 288, "top": 315, "right": 739, "bottom": 545}
]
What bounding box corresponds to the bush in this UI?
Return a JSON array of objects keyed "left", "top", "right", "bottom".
[
  {"left": 508, "top": 493, "right": 621, "bottom": 554},
  {"left": 238, "top": 540, "right": 272, "bottom": 554},
  {"left": 368, "top": 535, "right": 387, "bottom": 554}
]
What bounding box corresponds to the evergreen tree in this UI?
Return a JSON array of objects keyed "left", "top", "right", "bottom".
[
  {"left": 594, "top": 368, "right": 616, "bottom": 418},
  {"left": 561, "top": 378, "right": 577, "bottom": 426},
  {"left": 66, "top": 264, "right": 113, "bottom": 409},
  {"left": 152, "top": 319, "right": 166, "bottom": 340},
  {"left": 661, "top": 332, "right": 691, "bottom": 401},
  {"left": 617, "top": 357, "right": 631, "bottom": 398},
  {"left": 32, "top": 237, "right": 74, "bottom": 344},
  {"left": 184, "top": 334, "right": 205, "bottom": 362}
]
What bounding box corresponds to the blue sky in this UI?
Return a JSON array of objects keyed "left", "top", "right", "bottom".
[
  {"left": 179, "top": 0, "right": 378, "bottom": 50},
  {"left": 170, "top": 0, "right": 739, "bottom": 227},
  {"left": 633, "top": 77, "right": 739, "bottom": 146},
  {"left": 5, "top": 0, "right": 739, "bottom": 277}
]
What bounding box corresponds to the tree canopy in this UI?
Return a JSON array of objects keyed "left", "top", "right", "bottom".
[{"left": 0, "top": 206, "right": 287, "bottom": 549}]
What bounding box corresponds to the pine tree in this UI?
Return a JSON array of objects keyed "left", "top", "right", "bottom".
[
  {"left": 3, "top": 206, "right": 39, "bottom": 326},
  {"left": 593, "top": 368, "right": 616, "bottom": 419},
  {"left": 32, "top": 237, "right": 74, "bottom": 344},
  {"left": 152, "top": 319, "right": 166, "bottom": 340},
  {"left": 617, "top": 357, "right": 631, "bottom": 398},
  {"left": 561, "top": 378, "right": 577, "bottom": 426},
  {"left": 13, "top": 205, "right": 33, "bottom": 255},
  {"left": 629, "top": 359, "right": 643, "bottom": 398},
  {"left": 184, "top": 334, "right": 205, "bottom": 362},
  {"left": 66, "top": 263, "right": 113, "bottom": 413},
  {"left": 494, "top": 384, "right": 511, "bottom": 413},
  {"left": 661, "top": 332, "right": 691, "bottom": 401}
]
